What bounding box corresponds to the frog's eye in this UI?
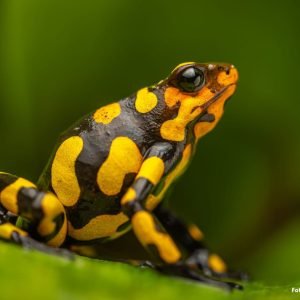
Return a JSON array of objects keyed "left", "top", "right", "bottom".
[{"left": 176, "top": 67, "right": 205, "bottom": 93}]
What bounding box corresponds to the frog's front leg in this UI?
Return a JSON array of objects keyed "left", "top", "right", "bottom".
[
  {"left": 0, "top": 172, "right": 67, "bottom": 248},
  {"left": 121, "top": 142, "right": 181, "bottom": 265},
  {"left": 120, "top": 143, "right": 241, "bottom": 289},
  {"left": 154, "top": 205, "right": 248, "bottom": 281}
]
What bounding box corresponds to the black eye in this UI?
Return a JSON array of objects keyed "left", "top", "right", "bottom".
[{"left": 176, "top": 67, "right": 205, "bottom": 93}]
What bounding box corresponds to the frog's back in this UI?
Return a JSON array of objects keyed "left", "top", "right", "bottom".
[{"left": 38, "top": 94, "right": 167, "bottom": 242}]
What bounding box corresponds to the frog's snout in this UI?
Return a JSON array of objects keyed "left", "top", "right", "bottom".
[
  {"left": 217, "top": 64, "right": 239, "bottom": 86},
  {"left": 226, "top": 65, "right": 238, "bottom": 84}
]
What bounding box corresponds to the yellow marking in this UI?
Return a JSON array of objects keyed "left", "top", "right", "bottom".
[
  {"left": 135, "top": 88, "right": 158, "bottom": 113},
  {"left": 136, "top": 157, "right": 165, "bottom": 185},
  {"left": 194, "top": 85, "right": 236, "bottom": 141},
  {"left": 130, "top": 156, "right": 165, "bottom": 210},
  {"left": 188, "top": 224, "right": 204, "bottom": 241},
  {"left": 68, "top": 212, "right": 129, "bottom": 241},
  {"left": 37, "top": 193, "right": 67, "bottom": 247},
  {"left": 51, "top": 136, "right": 83, "bottom": 206},
  {"left": 93, "top": 102, "right": 121, "bottom": 124},
  {"left": 97, "top": 137, "right": 143, "bottom": 196},
  {"left": 0, "top": 178, "right": 36, "bottom": 214},
  {"left": 121, "top": 187, "right": 136, "bottom": 205},
  {"left": 145, "top": 194, "right": 160, "bottom": 211},
  {"left": 132, "top": 211, "right": 181, "bottom": 264},
  {"left": 0, "top": 223, "right": 27, "bottom": 239},
  {"left": 161, "top": 87, "right": 211, "bottom": 141},
  {"left": 160, "top": 119, "right": 186, "bottom": 142},
  {"left": 217, "top": 68, "right": 239, "bottom": 86},
  {"left": 208, "top": 254, "right": 227, "bottom": 273},
  {"left": 164, "top": 86, "right": 187, "bottom": 108}
]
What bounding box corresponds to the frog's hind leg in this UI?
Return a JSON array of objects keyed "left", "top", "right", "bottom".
[
  {"left": 154, "top": 205, "right": 248, "bottom": 281},
  {"left": 0, "top": 172, "right": 68, "bottom": 248},
  {"left": 121, "top": 201, "right": 242, "bottom": 290}
]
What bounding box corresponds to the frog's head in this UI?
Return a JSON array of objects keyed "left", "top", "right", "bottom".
[{"left": 158, "top": 62, "right": 238, "bottom": 142}]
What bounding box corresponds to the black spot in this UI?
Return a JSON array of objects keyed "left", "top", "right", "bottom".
[{"left": 197, "top": 113, "right": 215, "bottom": 123}]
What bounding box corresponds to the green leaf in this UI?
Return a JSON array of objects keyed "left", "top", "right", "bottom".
[{"left": 0, "top": 242, "right": 297, "bottom": 300}]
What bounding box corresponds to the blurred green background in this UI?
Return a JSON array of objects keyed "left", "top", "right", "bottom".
[{"left": 0, "top": 0, "right": 299, "bottom": 287}]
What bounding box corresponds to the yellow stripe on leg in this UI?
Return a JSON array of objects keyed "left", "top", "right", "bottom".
[
  {"left": 0, "top": 223, "right": 27, "bottom": 240},
  {"left": 0, "top": 178, "right": 36, "bottom": 214},
  {"left": 132, "top": 211, "right": 181, "bottom": 264},
  {"left": 188, "top": 224, "right": 204, "bottom": 241},
  {"left": 136, "top": 157, "right": 165, "bottom": 185},
  {"left": 38, "top": 193, "right": 67, "bottom": 247},
  {"left": 208, "top": 254, "right": 227, "bottom": 273},
  {"left": 121, "top": 188, "right": 137, "bottom": 205}
]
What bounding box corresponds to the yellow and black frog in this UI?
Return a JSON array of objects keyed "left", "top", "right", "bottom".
[{"left": 0, "top": 62, "right": 245, "bottom": 289}]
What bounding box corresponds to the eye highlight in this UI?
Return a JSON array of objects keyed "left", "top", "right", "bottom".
[{"left": 176, "top": 66, "right": 205, "bottom": 93}]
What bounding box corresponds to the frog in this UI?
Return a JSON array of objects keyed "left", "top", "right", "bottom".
[{"left": 0, "top": 62, "right": 245, "bottom": 290}]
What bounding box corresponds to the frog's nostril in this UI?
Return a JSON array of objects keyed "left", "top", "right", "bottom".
[
  {"left": 225, "top": 65, "right": 236, "bottom": 75},
  {"left": 217, "top": 65, "right": 233, "bottom": 75}
]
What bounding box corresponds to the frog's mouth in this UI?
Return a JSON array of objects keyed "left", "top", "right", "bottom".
[
  {"left": 201, "top": 85, "right": 233, "bottom": 110},
  {"left": 194, "top": 84, "right": 236, "bottom": 121}
]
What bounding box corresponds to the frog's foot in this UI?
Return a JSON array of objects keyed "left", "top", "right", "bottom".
[
  {"left": 156, "top": 263, "right": 243, "bottom": 291},
  {"left": 185, "top": 249, "right": 248, "bottom": 281},
  {"left": 124, "top": 259, "right": 242, "bottom": 290}
]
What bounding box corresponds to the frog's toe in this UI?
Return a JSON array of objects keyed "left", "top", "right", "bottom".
[
  {"left": 138, "top": 260, "right": 156, "bottom": 269},
  {"left": 214, "top": 270, "right": 249, "bottom": 281},
  {"left": 185, "top": 249, "right": 248, "bottom": 282},
  {"left": 184, "top": 270, "right": 243, "bottom": 291}
]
